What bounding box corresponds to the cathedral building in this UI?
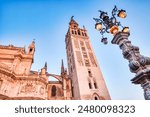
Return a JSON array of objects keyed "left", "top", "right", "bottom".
[{"left": 0, "top": 17, "right": 110, "bottom": 100}]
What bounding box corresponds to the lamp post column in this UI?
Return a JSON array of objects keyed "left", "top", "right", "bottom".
[{"left": 112, "top": 32, "right": 150, "bottom": 100}]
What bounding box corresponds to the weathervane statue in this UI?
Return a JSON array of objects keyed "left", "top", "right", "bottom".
[{"left": 94, "top": 5, "right": 150, "bottom": 100}]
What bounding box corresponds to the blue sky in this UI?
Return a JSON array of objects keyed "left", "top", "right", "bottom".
[{"left": 0, "top": 0, "right": 150, "bottom": 99}]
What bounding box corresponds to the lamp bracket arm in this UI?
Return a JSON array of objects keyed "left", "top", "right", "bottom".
[
  {"left": 93, "top": 18, "right": 100, "bottom": 22},
  {"left": 105, "top": 27, "right": 110, "bottom": 33},
  {"left": 100, "top": 28, "right": 107, "bottom": 35},
  {"left": 112, "top": 5, "right": 118, "bottom": 17},
  {"left": 101, "top": 20, "right": 108, "bottom": 28}
]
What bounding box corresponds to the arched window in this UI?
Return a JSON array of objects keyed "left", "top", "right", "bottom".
[
  {"left": 93, "top": 93, "right": 99, "bottom": 100},
  {"left": 94, "top": 96, "right": 98, "bottom": 100},
  {"left": 51, "top": 85, "right": 56, "bottom": 97},
  {"left": 92, "top": 93, "right": 105, "bottom": 100}
]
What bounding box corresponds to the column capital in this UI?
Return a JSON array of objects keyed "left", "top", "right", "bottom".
[{"left": 111, "top": 32, "right": 130, "bottom": 45}]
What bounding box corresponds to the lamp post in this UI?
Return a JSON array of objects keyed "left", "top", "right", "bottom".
[{"left": 94, "top": 5, "right": 150, "bottom": 100}]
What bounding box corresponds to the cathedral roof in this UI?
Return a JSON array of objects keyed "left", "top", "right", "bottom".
[{"left": 0, "top": 44, "right": 24, "bottom": 50}]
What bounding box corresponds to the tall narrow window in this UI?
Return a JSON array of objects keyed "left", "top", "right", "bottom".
[
  {"left": 51, "top": 85, "right": 56, "bottom": 97},
  {"left": 89, "top": 82, "right": 92, "bottom": 89},
  {"left": 78, "top": 30, "right": 80, "bottom": 35},
  {"left": 70, "top": 66, "right": 73, "bottom": 73},
  {"left": 72, "top": 86, "right": 74, "bottom": 97},
  {"left": 82, "top": 32, "right": 84, "bottom": 36},
  {"left": 75, "top": 31, "right": 77, "bottom": 35},
  {"left": 94, "top": 82, "right": 98, "bottom": 89},
  {"left": 72, "top": 30, "right": 74, "bottom": 34}
]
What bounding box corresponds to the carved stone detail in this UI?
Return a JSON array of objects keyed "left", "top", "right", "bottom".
[
  {"left": 20, "top": 83, "right": 36, "bottom": 93},
  {"left": 112, "top": 32, "right": 150, "bottom": 100},
  {"left": 142, "top": 80, "right": 150, "bottom": 100},
  {"left": 112, "top": 32, "right": 150, "bottom": 74},
  {"left": 39, "top": 87, "right": 44, "bottom": 95},
  {"left": 144, "top": 87, "right": 150, "bottom": 100}
]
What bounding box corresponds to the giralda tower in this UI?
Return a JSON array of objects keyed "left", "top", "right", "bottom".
[{"left": 65, "top": 17, "right": 111, "bottom": 100}]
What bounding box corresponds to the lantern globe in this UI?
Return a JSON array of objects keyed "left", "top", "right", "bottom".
[
  {"left": 118, "top": 10, "right": 127, "bottom": 18},
  {"left": 110, "top": 25, "right": 119, "bottom": 35},
  {"left": 122, "top": 27, "right": 129, "bottom": 33},
  {"left": 95, "top": 23, "right": 102, "bottom": 31}
]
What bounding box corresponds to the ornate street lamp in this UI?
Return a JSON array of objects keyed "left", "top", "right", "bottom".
[{"left": 94, "top": 5, "right": 150, "bottom": 100}]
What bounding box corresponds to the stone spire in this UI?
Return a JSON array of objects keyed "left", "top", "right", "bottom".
[
  {"left": 61, "top": 59, "right": 65, "bottom": 74},
  {"left": 44, "top": 62, "right": 47, "bottom": 71}
]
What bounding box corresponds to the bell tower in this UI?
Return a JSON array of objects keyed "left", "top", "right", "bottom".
[{"left": 65, "top": 16, "right": 111, "bottom": 100}]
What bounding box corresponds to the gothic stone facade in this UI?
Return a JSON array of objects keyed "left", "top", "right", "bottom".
[
  {"left": 0, "top": 42, "right": 72, "bottom": 100},
  {"left": 0, "top": 18, "right": 110, "bottom": 100}
]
